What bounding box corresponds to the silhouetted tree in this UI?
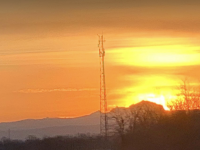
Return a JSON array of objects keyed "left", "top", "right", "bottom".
[
  {"left": 168, "top": 78, "right": 200, "bottom": 111},
  {"left": 110, "top": 101, "right": 165, "bottom": 143},
  {"left": 110, "top": 107, "right": 129, "bottom": 138},
  {"left": 121, "top": 109, "right": 200, "bottom": 150},
  {"left": 0, "top": 134, "right": 118, "bottom": 150}
]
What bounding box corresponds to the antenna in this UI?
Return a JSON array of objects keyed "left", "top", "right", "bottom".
[{"left": 98, "top": 34, "right": 108, "bottom": 138}]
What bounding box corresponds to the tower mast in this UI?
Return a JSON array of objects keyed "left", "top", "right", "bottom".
[{"left": 98, "top": 34, "right": 108, "bottom": 137}]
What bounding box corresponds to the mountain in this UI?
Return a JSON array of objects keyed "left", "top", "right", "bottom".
[
  {"left": 0, "top": 101, "right": 166, "bottom": 140},
  {"left": 0, "top": 111, "right": 100, "bottom": 140}
]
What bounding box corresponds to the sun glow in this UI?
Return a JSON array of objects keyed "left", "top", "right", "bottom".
[
  {"left": 141, "top": 94, "right": 170, "bottom": 110},
  {"left": 124, "top": 93, "right": 170, "bottom": 110},
  {"left": 108, "top": 44, "right": 200, "bottom": 67}
]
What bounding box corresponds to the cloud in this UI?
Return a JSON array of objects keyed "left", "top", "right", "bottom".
[
  {"left": 108, "top": 65, "right": 179, "bottom": 76},
  {"left": 15, "top": 88, "right": 97, "bottom": 93},
  {"left": 106, "top": 65, "right": 200, "bottom": 87},
  {"left": 1, "top": 0, "right": 200, "bottom": 37},
  {"left": 1, "top": 0, "right": 200, "bottom": 9}
]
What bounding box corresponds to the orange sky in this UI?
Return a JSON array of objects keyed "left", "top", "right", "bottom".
[{"left": 1, "top": 0, "right": 200, "bottom": 122}]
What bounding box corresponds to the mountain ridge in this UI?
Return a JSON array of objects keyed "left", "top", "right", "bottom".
[
  {"left": 0, "top": 101, "right": 165, "bottom": 140},
  {"left": 0, "top": 111, "right": 100, "bottom": 139}
]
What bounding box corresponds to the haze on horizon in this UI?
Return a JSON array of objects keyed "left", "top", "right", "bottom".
[{"left": 1, "top": 0, "right": 200, "bottom": 122}]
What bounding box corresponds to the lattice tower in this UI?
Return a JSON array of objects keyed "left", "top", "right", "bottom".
[{"left": 98, "top": 35, "right": 108, "bottom": 137}]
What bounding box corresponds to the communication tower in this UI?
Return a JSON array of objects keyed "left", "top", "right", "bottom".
[{"left": 98, "top": 35, "right": 108, "bottom": 137}]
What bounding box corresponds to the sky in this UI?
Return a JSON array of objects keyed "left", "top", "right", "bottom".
[{"left": 1, "top": 0, "right": 200, "bottom": 122}]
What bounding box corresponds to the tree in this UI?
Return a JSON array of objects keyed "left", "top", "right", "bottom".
[
  {"left": 110, "top": 101, "right": 165, "bottom": 150},
  {"left": 110, "top": 101, "right": 165, "bottom": 136},
  {"left": 168, "top": 78, "right": 200, "bottom": 111},
  {"left": 110, "top": 107, "right": 129, "bottom": 138},
  {"left": 129, "top": 101, "right": 165, "bottom": 129}
]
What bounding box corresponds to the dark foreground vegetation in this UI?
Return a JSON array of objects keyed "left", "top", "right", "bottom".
[
  {"left": 1, "top": 109, "right": 200, "bottom": 150},
  {"left": 0, "top": 134, "right": 118, "bottom": 150},
  {"left": 121, "top": 110, "right": 200, "bottom": 150}
]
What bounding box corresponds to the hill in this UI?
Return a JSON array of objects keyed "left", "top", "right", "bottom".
[{"left": 0, "top": 111, "right": 100, "bottom": 140}]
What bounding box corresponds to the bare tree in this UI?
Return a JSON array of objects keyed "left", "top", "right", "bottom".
[
  {"left": 110, "top": 101, "right": 165, "bottom": 136},
  {"left": 110, "top": 107, "right": 128, "bottom": 138},
  {"left": 129, "top": 101, "right": 165, "bottom": 129},
  {"left": 168, "top": 78, "right": 200, "bottom": 111}
]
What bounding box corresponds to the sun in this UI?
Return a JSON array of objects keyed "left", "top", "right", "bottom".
[
  {"left": 123, "top": 93, "right": 170, "bottom": 110},
  {"left": 144, "top": 94, "right": 169, "bottom": 110}
]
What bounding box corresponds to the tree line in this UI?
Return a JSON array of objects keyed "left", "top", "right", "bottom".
[
  {"left": 108, "top": 79, "right": 200, "bottom": 150},
  {"left": 0, "top": 134, "right": 118, "bottom": 150}
]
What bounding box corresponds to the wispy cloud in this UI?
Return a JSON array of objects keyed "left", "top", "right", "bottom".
[{"left": 15, "top": 88, "right": 97, "bottom": 93}]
